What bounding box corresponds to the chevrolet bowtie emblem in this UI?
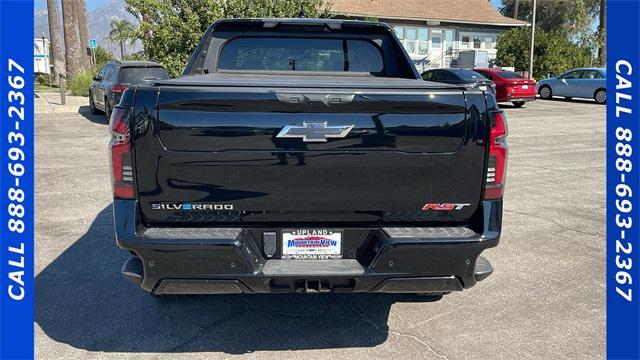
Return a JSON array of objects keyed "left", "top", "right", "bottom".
[{"left": 276, "top": 122, "right": 354, "bottom": 143}]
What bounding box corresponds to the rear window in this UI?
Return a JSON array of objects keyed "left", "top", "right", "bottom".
[
  {"left": 218, "top": 37, "right": 384, "bottom": 74},
  {"left": 119, "top": 67, "right": 169, "bottom": 84},
  {"left": 454, "top": 69, "right": 488, "bottom": 81},
  {"left": 497, "top": 70, "right": 524, "bottom": 79}
]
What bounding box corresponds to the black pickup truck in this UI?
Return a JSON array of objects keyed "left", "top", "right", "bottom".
[{"left": 110, "top": 18, "right": 508, "bottom": 296}]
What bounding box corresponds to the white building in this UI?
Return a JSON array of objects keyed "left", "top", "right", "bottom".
[
  {"left": 331, "top": 0, "right": 528, "bottom": 73},
  {"left": 34, "top": 38, "right": 51, "bottom": 74}
]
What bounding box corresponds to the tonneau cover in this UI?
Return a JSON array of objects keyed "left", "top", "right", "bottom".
[{"left": 151, "top": 73, "right": 465, "bottom": 90}]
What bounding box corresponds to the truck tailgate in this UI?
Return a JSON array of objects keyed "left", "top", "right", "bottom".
[{"left": 132, "top": 77, "right": 488, "bottom": 224}]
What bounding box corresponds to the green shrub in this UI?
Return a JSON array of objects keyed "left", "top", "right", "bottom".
[
  {"left": 94, "top": 46, "right": 115, "bottom": 70},
  {"left": 68, "top": 70, "right": 93, "bottom": 97},
  {"left": 35, "top": 73, "right": 49, "bottom": 85}
]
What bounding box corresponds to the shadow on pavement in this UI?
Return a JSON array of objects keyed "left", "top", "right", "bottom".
[
  {"left": 545, "top": 97, "right": 602, "bottom": 105},
  {"left": 499, "top": 98, "right": 602, "bottom": 109},
  {"left": 36, "top": 205, "right": 436, "bottom": 354},
  {"left": 78, "top": 105, "right": 109, "bottom": 125}
]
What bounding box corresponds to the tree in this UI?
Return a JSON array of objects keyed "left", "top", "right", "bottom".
[
  {"left": 61, "top": 0, "right": 86, "bottom": 78},
  {"left": 46, "top": 0, "right": 66, "bottom": 80},
  {"left": 597, "top": 0, "right": 605, "bottom": 65},
  {"left": 124, "top": 0, "right": 332, "bottom": 77},
  {"left": 499, "top": 0, "right": 599, "bottom": 38},
  {"left": 94, "top": 46, "right": 114, "bottom": 69},
  {"left": 109, "top": 19, "right": 136, "bottom": 59},
  {"left": 495, "top": 27, "right": 592, "bottom": 79},
  {"left": 76, "top": 0, "right": 92, "bottom": 68},
  {"left": 512, "top": 0, "right": 520, "bottom": 19}
]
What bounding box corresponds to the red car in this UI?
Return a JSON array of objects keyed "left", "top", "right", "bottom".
[{"left": 473, "top": 68, "right": 536, "bottom": 107}]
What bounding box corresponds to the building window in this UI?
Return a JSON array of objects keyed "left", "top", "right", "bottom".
[
  {"left": 417, "top": 42, "right": 428, "bottom": 55},
  {"left": 461, "top": 36, "right": 470, "bottom": 49},
  {"left": 418, "top": 29, "right": 428, "bottom": 41},
  {"left": 485, "top": 36, "right": 495, "bottom": 49},
  {"left": 417, "top": 28, "right": 428, "bottom": 55},
  {"left": 473, "top": 37, "right": 482, "bottom": 49},
  {"left": 406, "top": 41, "right": 416, "bottom": 54},
  {"left": 445, "top": 30, "right": 454, "bottom": 53},
  {"left": 431, "top": 34, "right": 442, "bottom": 49},
  {"left": 394, "top": 25, "right": 430, "bottom": 56},
  {"left": 406, "top": 27, "right": 417, "bottom": 54},
  {"left": 406, "top": 28, "right": 417, "bottom": 41}
]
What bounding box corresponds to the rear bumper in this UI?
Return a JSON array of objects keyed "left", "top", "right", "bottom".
[
  {"left": 500, "top": 94, "right": 536, "bottom": 103},
  {"left": 114, "top": 200, "right": 502, "bottom": 294}
]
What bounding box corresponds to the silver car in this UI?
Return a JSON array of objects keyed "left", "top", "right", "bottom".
[{"left": 536, "top": 67, "right": 606, "bottom": 104}]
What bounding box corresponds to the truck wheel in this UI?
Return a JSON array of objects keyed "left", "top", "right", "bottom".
[
  {"left": 538, "top": 85, "right": 552, "bottom": 100},
  {"left": 89, "top": 92, "right": 101, "bottom": 114},
  {"left": 512, "top": 101, "right": 526, "bottom": 108},
  {"left": 594, "top": 88, "right": 606, "bottom": 104}
]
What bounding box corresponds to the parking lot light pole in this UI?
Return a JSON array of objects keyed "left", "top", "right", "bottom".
[{"left": 528, "top": 0, "right": 537, "bottom": 79}]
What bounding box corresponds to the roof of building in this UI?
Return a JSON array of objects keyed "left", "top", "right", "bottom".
[{"left": 330, "top": 0, "right": 529, "bottom": 27}]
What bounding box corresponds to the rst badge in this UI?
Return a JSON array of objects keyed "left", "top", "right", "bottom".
[{"left": 422, "top": 203, "right": 471, "bottom": 211}]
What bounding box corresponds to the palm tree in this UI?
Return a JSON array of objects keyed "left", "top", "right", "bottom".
[
  {"left": 109, "top": 19, "right": 135, "bottom": 59},
  {"left": 512, "top": 0, "right": 520, "bottom": 19},
  {"left": 46, "top": 0, "right": 66, "bottom": 79},
  {"left": 61, "top": 0, "right": 84, "bottom": 77},
  {"left": 598, "top": 0, "right": 606, "bottom": 66},
  {"left": 76, "top": 0, "right": 91, "bottom": 68}
]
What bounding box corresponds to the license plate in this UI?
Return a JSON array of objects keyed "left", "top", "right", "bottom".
[
  {"left": 522, "top": 85, "right": 529, "bottom": 89},
  {"left": 282, "top": 229, "right": 342, "bottom": 260},
  {"left": 478, "top": 85, "right": 487, "bottom": 91}
]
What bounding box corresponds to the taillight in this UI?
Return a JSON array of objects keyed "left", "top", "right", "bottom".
[
  {"left": 111, "top": 85, "right": 128, "bottom": 93},
  {"left": 485, "top": 110, "right": 508, "bottom": 199},
  {"left": 109, "top": 107, "right": 133, "bottom": 199}
]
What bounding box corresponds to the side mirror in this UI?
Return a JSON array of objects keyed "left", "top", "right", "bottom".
[{"left": 93, "top": 75, "right": 102, "bottom": 81}]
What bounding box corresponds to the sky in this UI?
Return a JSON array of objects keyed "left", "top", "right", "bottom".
[
  {"left": 35, "top": 0, "right": 106, "bottom": 12},
  {"left": 36, "top": 0, "right": 505, "bottom": 12}
]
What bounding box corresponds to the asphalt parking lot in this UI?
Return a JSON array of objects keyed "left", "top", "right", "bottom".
[{"left": 34, "top": 96, "right": 605, "bottom": 359}]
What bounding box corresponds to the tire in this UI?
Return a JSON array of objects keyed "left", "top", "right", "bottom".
[
  {"left": 89, "top": 92, "right": 101, "bottom": 114},
  {"left": 105, "top": 98, "right": 112, "bottom": 118},
  {"left": 538, "top": 85, "right": 552, "bottom": 100},
  {"left": 594, "top": 88, "right": 606, "bottom": 104},
  {"left": 512, "top": 101, "right": 526, "bottom": 108}
]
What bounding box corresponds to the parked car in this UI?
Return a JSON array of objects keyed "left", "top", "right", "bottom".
[
  {"left": 112, "top": 19, "right": 506, "bottom": 297},
  {"left": 473, "top": 68, "right": 536, "bottom": 107},
  {"left": 89, "top": 61, "right": 169, "bottom": 117},
  {"left": 421, "top": 68, "right": 495, "bottom": 94},
  {"left": 535, "top": 68, "right": 606, "bottom": 104}
]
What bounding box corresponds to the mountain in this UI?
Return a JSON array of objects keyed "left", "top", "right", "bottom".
[{"left": 34, "top": 0, "right": 142, "bottom": 56}]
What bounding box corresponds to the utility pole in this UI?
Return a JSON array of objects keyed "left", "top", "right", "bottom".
[
  {"left": 528, "top": 0, "right": 537, "bottom": 79},
  {"left": 46, "top": 0, "right": 66, "bottom": 104}
]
